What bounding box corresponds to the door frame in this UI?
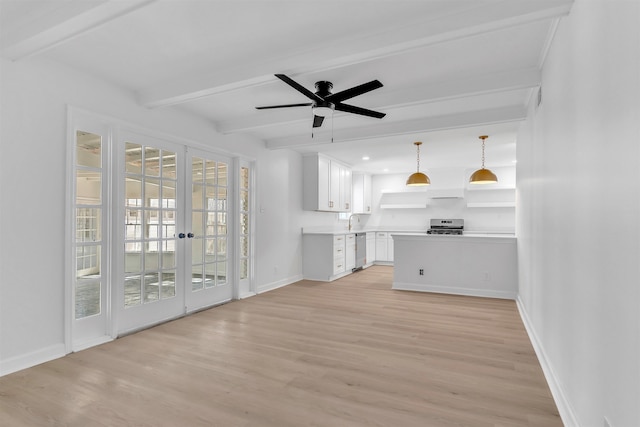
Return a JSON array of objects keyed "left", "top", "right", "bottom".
[
  {"left": 65, "top": 107, "right": 116, "bottom": 353},
  {"left": 66, "top": 107, "right": 246, "bottom": 352}
]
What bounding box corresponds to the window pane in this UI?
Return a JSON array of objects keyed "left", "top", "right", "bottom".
[
  {"left": 204, "top": 263, "right": 216, "bottom": 288},
  {"left": 205, "top": 160, "right": 216, "bottom": 185},
  {"left": 192, "top": 157, "right": 204, "bottom": 182},
  {"left": 76, "top": 131, "right": 101, "bottom": 168},
  {"left": 163, "top": 180, "right": 176, "bottom": 208},
  {"left": 240, "top": 259, "right": 248, "bottom": 280},
  {"left": 125, "top": 142, "right": 142, "bottom": 174},
  {"left": 217, "top": 188, "right": 227, "bottom": 210},
  {"left": 241, "top": 166, "right": 249, "bottom": 189},
  {"left": 161, "top": 271, "right": 176, "bottom": 299},
  {"left": 76, "top": 170, "right": 101, "bottom": 205},
  {"left": 217, "top": 163, "right": 228, "bottom": 186},
  {"left": 145, "top": 210, "right": 160, "bottom": 239},
  {"left": 241, "top": 190, "right": 248, "bottom": 212},
  {"left": 143, "top": 273, "right": 159, "bottom": 303},
  {"left": 144, "top": 146, "right": 160, "bottom": 176},
  {"left": 206, "top": 238, "right": 216, "bottom": 256},
  {"left": 124, "top": 275, "right": 142, "bottom": 307},
  {"left": 76, "top": 208, "right": 101, "bottom": 242},
  {"left": 216, "top": 261, "right": 227, "bottom": 285},
  {"left": 216, "top": 237, "right": 226, "bottom": 258},
  {"left": 192, "top": 266, "right": 203, "bottom": 291},
  {"left": 125, "top": 245, "right": 142, "bottom": 273},
  {"left": 162, "top": 150, "right": 176, "bottom": 179},
  {"left": 192, "top": 238, "right": 203, "bottom": 265},
  {"left": 125, "top": 178, "right": 142, "bottom": 205},
  {"left": 145, "top": 179, "right": 160, "bottom": 207},
  {"left": 241, "top": 236, "right": 248, "bottom": 257},
  {"left": 162, "top": 244, "right": 176, "bottom": 268},
  {"left": 205, "top": 186, "right": 216, "bottom": 210},
  {"left": 241, "top": 213, "right": 249, "bottom": 234},
  {"left": 192, "top": 212, "right": 203, "bottom": 235},
  {"left": 192, "top": 184, "right": 203, "bottom": 210},
  {"left": 75, "top": 280, "right": 100, "bottom": 319}
]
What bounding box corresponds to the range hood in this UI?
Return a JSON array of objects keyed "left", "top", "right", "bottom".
[{"left": 426, "top": 188, "right": 464, "bottom": 199}]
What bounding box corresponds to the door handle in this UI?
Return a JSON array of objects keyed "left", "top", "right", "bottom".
[
  {"left": 187, "top": 233, "right": 194, "bottom": 238},
  {"left": 178, "top": 233, "right": 186, "bottom": 239}
]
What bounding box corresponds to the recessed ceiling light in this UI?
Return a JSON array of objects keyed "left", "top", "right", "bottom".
[
  {"left": 362, "top": 156, "right": 370, "bottom": 161},
  {"left": 383, "top": 168, "right": 389, "bottom": 172}
]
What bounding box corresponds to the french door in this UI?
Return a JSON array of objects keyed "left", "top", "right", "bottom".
[
  {"left": 69, "top": 113, "right": 237, "bottom": 345},
  {"left": 70, "top": 117, "right": 112, "bottom": 351},
  {"left": 116, "top": 133, "right": 233, "bottom": 334}
]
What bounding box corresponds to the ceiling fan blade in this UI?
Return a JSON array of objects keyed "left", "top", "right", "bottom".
[
  {"left": 275, "top": 74, "right": 324, "bottom": 103},
  {"left": 334, "top": 103, "right": 386, "bottom": 119},
  {"left": 326, "top": 80, "right": 383, "bottom": 103},
  {"left": 312, "top": 115, "right": 325, "bottom": 128},
  {"left": 255, "top": 103, "right": 312, "bottom": 110}
]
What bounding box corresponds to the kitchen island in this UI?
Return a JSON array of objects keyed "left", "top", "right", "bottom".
[{"left": 392, "top": 233, "right": 517, "bottom": 299}]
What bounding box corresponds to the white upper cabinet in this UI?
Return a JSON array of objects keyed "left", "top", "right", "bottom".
[
  {"left": 352, "top": 172, "right": 372, "bottom": 214},
  {"left": 303, "top": 153, "right": 352, "bottom": 212}
]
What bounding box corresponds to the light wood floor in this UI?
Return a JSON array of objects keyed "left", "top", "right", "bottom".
[{"left": 0, "top": 266, "right": 561, "bottom": 427}]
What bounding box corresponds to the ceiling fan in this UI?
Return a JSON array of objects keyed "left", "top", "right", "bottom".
[{"left": 256, "top": 74, "right": 386, "bottom": 128}]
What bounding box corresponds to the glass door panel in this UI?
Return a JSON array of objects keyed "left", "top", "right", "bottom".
[
  {"left": 72, "top": 128, "right": 109, "bottom": 350},
  {"left": 185, "top": 150, "right": 233, "bottom": 311},
  {"left": 118, "top": 136, "right": 184, "bottom": 334}
]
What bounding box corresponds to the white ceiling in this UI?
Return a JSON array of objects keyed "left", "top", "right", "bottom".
[{"left": 0, "top": 0, "right": 573, "bottom": 174}]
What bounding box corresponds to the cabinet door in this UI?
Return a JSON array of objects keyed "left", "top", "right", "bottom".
[
  {"left": 362, "top": 173, "right": 372, "bottom": 213},
  {"left": 375, "top": 232, "right": 388, "bottom": 261},
  {"left": 345, "top": 234, "right": 356, "bottom": 270},
  {"left": 318, "top": 156, "right": 331, "bottom": 211},
  {"left": 366, "top": 233, "right": 375, "bottom": 264},
  {"left": 341, "top": 167, "right": 352, "bottom": 212},
  {"left": 329, "top": 161, "right": 341, "bottom": 211}
]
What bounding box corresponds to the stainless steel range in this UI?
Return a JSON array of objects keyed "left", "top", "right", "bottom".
[{"left": 426, "top": 219, "right": 464, "bottom": 235}]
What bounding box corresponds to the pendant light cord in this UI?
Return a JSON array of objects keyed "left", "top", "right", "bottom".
[{"left": 416, "top": 143, "right": 421, "bottom": 172}]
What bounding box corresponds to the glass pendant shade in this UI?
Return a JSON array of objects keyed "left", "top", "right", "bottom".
[
  {"left": 469, "top": 135, "right": 498, "bottom": 184},
  {"left": 406, "top": 141, "right": 430, "bottom": 186}
]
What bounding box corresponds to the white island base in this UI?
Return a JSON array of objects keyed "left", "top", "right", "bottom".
[{"left": 392, "top": 234, "right": 517, "bottom": 300}]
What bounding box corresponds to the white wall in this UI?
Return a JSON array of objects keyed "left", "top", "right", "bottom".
[
  {"left": 366, "top": 167, "right": 516, "bottom": 233},
  {"left": 0, "top": 55, "right": 306, "bottom": 373},
  {"left": 516, "top": 1, "right": 640, "bottom": 426}
]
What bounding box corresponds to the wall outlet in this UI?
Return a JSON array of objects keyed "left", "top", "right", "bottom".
[
  {"left": 483, "top": 272, "right": 490, "bottom": 281},
  {"left": 419, "top": 269, "right": 424, "bottom": 276}
]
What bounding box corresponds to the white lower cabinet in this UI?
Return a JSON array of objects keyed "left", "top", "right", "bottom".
[
  {"left": 333, "top": 235, "right": 346, "bottom": 275},
  {"left": 365, "top": 232, "right": 375, "bottom": 267},
  {"left": 345, "top": 234, "right": 356, "bottom": 271},
  {"left": 303, "top": 234, "right": 352, "bottom": 281},
  {"left": 375, "top": 232, "right": 394, "bottom": 263}
]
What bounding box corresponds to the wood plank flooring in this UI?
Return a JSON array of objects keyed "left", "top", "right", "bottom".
[{"left": 0, "top": 266, "right": 561, "bottom": 426}]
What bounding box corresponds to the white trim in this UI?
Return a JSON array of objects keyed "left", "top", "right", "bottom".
[
  {"left": 257, "top": 275, "right": 302, "bottom": 294},
  {"left": 516, "top": 296, "right": 580, "bottom": 427},
  {"left": 238, "top": 291, "right": 257, "bottom": 299},
  {"left": 392, "top": 281, "right": 516, "bottom": 300},
  {"left": 0, "top": 344, "right": 66, "bottom": 377},
  {"left": 72, "top": 335, "right": 113, "bottom": 353}
]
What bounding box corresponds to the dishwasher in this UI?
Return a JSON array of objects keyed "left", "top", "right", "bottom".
[{"left": 354, "top": 233, "right": 366, "bottom": 271}]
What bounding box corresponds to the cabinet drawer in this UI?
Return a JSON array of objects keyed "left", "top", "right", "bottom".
[
  {"left": 333, "top": 245, "right": 344, "bottom": 257},
  {"left": 333, "top": 235, "right": 345, "bottom": 245},
  {"left": 333, "top": 258, "right": 345, "bottom": 275}
]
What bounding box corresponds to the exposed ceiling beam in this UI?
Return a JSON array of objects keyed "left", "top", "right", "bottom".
[
  {"left": 265, "top": 105, "right": 527, "bottom": 150},
  {"left": 1, "top": 0, "right": 156, "bottom": 61},
  {"left": 138, "top": 1, "right": 571, "bottom": 109}
]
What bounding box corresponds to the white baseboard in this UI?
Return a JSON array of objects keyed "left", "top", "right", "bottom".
[
  {"left": 239, "top": 291, "right": 257, "bottom": 299},
  {"left": 257, "top": 274, "right": 302, "bottom": 294},
  {"left": 392, "top": 281, "right": 516, "bottom": 300},
  {"left": 0, "top": 343, "right": 66, "bottom": 377},
  {"left": 516, "top": 296, "right": 580, "bottom": 427}
]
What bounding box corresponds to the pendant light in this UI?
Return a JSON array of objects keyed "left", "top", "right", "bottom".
[
  {"left": 406, "top": 141, "right": 431, "bottom": 186},
  {"left": 469, "top": 135, "right": 498, "bottom": 184}
]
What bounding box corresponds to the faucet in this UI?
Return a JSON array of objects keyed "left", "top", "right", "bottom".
[{"left": 348, "top": 214, "right": 359, "bottom": 231}]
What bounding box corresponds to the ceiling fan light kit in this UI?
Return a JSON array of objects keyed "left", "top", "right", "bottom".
[
  {"left": 256, "top": 74, "right": 385, "bottom": 129},
  {"left": 406, "top": 141, "right": 431, "bottom": 186},
  {"left": 470, "top": 135, "right": 498, "bottom": 184}
]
